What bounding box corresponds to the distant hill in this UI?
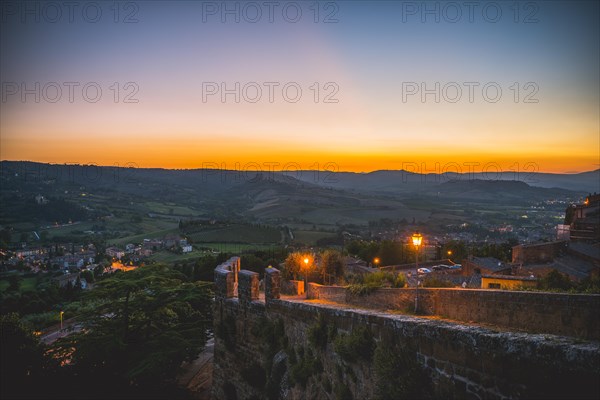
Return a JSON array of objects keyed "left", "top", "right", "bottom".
[
  {"left": 288, "top": 169, "right": 600, "bottom": 194},
  {"left": 0, "top": 161, "right": 590, "bottom": 228},
  {"left": 430, "top": 179, "right": 577, "bottom": 201}
]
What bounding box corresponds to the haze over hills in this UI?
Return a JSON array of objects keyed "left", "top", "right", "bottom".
[
  {"left": 287, "top": 169, "right": 600, "bottom": 194},
  {"left": 2, "top": 161, "right": 597, "bottom": 193},
  {"left": 0, "top": 161, "right": 591, "bottom": 229},
  {"left": 0, "top": 161, "right": 600, "bottom": 244}
]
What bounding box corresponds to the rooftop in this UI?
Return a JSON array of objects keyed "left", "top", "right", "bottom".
[{"left": 471, "top": 257, "right": 508, "bottom": 272}]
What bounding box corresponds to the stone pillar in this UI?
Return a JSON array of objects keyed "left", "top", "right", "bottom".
[
  {"left": 238, "top": 270, "right": 259, "bottom": 306},
  {"left": 214, "top": 268, "right": 234, "bottom": 300},
  {"left": 265, "top": 267, "right": 281, "bottom": 302}
]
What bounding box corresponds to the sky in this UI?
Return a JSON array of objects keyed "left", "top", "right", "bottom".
[{"left": 1, "top": 0, "right": 599, "bottom": 174}]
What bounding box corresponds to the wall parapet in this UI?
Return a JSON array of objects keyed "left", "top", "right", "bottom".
[
  {"left": 264, "top": 267, "right": 280, "bottom": 302},
  {"left": 306, "top": 282, "right": 600, "bottom": 340},
  {"left": 214, "top": 284, "right": 600, "bottom": 400},
  {"left": 238, "top": 270, "right": 259, "bottom": 306},
  {"left": 214, "top": 257, "right": 240, "bottom": 300},
  {"left": 213, "top": 265, "right": 600, "bottom": 400}
]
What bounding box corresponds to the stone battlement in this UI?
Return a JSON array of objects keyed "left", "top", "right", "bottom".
[{"left": 213, "top": 264, "right": 600, "bottom": 400}]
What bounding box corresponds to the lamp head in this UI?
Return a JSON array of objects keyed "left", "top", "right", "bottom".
[{"left": 411, "top": 232, "right": 423, "bottom": 247}]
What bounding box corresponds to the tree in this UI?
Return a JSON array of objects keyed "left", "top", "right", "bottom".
[
  {"left": 284, "top": 252, "right": 305, "bottom": 280},
  {"left": 51, "top": 265, "right": 213, "bottom": 395},
  {"left": 241, "top": 254, "right": 268, "bottom": 277},
  {"left": 538, "top": 269, "right": 572, "bottom": 291},
  {"left": 80, "top": 269, "right": 94, "bottom": 283},
  {"left": 7, "top": 274, "right": 22, "bottom": 292},
  {"left": 320, "top": 249, "right": 344, "bottom": 284},
  {"left": 0, "top": 313, "right": 59, "bottom": 399},
  {"left": 0, "top": 228, "right": 12, "bottom": 248}
]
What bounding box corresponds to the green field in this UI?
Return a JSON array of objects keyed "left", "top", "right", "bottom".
[
  {"left": 41, "top": 221, "right": 97, "bottom": 238},
  {"left": 20, "top": 277, "right": 37, "bottom": 291},
  {"left": 0, "top": 277, "right": 37, "bottom": 294},
  {"left": 194, "top": 242, "right": 281, "bottom": 253},
  {"left": 144, "top": 201, "right": 200, "bottom": 216},
  {"left": 110, "top": 227, "right": 179, "bottom": 246},
  {"left": 148, "top": 242, "right": 282, "bottom": 263},
  {"left": 292, "top": 230, "right": 337, "bottom": 245},
  {"left": 148, "top": 249, "right": 213, "bottom": 264},
  {"left": 187, "top": 224, "right": 281, "bottom": 244}
]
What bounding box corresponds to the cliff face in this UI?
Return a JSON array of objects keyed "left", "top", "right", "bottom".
[{"left": 212, "top": 269, "right": 600, "bottom": 400}]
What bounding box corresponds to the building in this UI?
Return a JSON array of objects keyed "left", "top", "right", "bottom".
[
  {"left": 182, "top": 245, "right": 193, "bottom": 253},
  {"left": 512, "top": 241, "right": 568, "bottom": 265},
  {"left": 164, "top": 234, "right": 181, "bottom": 248},
  {"left": 481, "top": 274, "right": 537, "bottom": 290},
  {"left": 564, "top": 193, "right": 600, "bottom": 244},
  {"left": 53, "top": 272, "right": 80, "bottom": 288},
  {"left": 105, "top": 247, "right": 125, "bottom": 259},
  {"left": 462, "top": 257, "right": 512, "bottom": 276},
  {"left": 511, "top": 240, "right": 599, "bottom": 282},
  {"left": 143, "top": 239, "right": 163, "bottom": 250}
]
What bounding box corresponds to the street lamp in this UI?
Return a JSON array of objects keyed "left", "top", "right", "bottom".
[
  {"left": 60, "top": 311, "right": 64, "bottom": 331},
  {"left": 373, "top": 257, "right": 380, "bottom": 269},
  {"left": 303, "top": 256, "right": 310, "bottom": 293},
  {"left": 412, "top": 232, "right": 423, "bottom": 313}
]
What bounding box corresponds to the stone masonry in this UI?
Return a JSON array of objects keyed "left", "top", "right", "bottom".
[{"left": 213, "top": 266, "right": 600, "bottom": 400}]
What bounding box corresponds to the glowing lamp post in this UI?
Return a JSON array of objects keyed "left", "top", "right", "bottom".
[
  {"left": 373, "top": 257, "right": 380, "bottom": 269},
  {"left": 412, "top": 232, "right": 423, "bottom": 313},
  {"left": 60, "top": 311, "right": 64, "bottom": 331},
  {"left": 303, "top": 257, "right": 310, "bottom": 292}
]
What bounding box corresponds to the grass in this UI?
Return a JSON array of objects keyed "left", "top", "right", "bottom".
[
  {"left": 193, "top": 242, "right": 281, "bottom": 253},
  {"left": 20, "top": 277, "right": 38, "bottom": 292},
  {"left": 148, "top": 249, "right": 212, "bottom": 264},
  {"left": 110, "top": 227, "right": 179, "bottom": 246},
  {"left": 292, "top": 230, "right": 337, "bottom": 245},
  {"left": 187, "top": 224, "right": 281, "bottom": 244},
  {"left": 0, "top": 277, "right": 37, "bottom": 294},
  {"left": 40, "top": 221, "right": 97, "bottom": 238},
  {"left": 144, "top": 201, "right": 199, "bottom": 216}
]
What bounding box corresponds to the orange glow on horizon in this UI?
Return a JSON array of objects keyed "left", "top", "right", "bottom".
[{"left": 1, "top": 152, "right": 597, "bottom": 175}]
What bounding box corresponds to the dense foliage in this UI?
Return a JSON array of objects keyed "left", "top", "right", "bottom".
[
  {"left": 2, "top": 265, "right": 213, "bottom": 398},
  {"left": 282, "top": 250, "right": 345, "bottom": 283}
]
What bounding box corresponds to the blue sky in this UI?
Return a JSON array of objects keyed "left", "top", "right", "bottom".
[{"left": 1, "top": 1, "right": 599, "bottom": 172}]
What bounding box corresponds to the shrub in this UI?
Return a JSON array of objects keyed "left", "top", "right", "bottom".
[
  {"left": 334, "top": 382, "right": 353, "bottom": 400},
  {"left": 334, "top": 326, "right": 375, "bottom": 363},
  {"left": 223, "top": 382, "right": 238, "bottom": 400},
  {"left": 347, "top": 271, "right": 406, "bottom": 295},
  {"left": 373, "top": 344, "right": 432, "bottom": 400},
  {"left": 289, "top": 347, "right": 323, "bottom": 388},
  {"left": 347, "top": 282, "right": 380, "bottom": 296},
  {"left": 390, "top": 273, "right": 406, "bottom": 288},
  {"left": 308, "top": 314, "right": 328, "bottom": 351},
  {"left": 216, "top": 314, "right": 236, "bottom": 351},
  {"left": 538, "top": 269, "right": 572, "bottom": 291},
  {"left": 241, "top": 362, "right": 267, "bottom": 389},
  {"left": 422, "top": 276, "right": 454, "bottom": 288}
]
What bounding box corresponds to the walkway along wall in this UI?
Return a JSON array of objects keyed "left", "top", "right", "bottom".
[
  {"left": 307, "top": 283, "right": 600, "bottom": 341},
  {"left": 213, "top": 268, "right": 600, "bottom": 400}
]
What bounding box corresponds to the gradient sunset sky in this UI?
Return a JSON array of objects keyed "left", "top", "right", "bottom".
[{"left": 1, "top": 1, "right": 598, "bottom": 173}]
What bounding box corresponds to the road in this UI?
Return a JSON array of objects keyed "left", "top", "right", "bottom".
[
  {"left": 178, "top": 338, "right": 214, "bottom": 400},
  {"left": 40, "top": 320, "right": 82, "bottom": 345}
]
